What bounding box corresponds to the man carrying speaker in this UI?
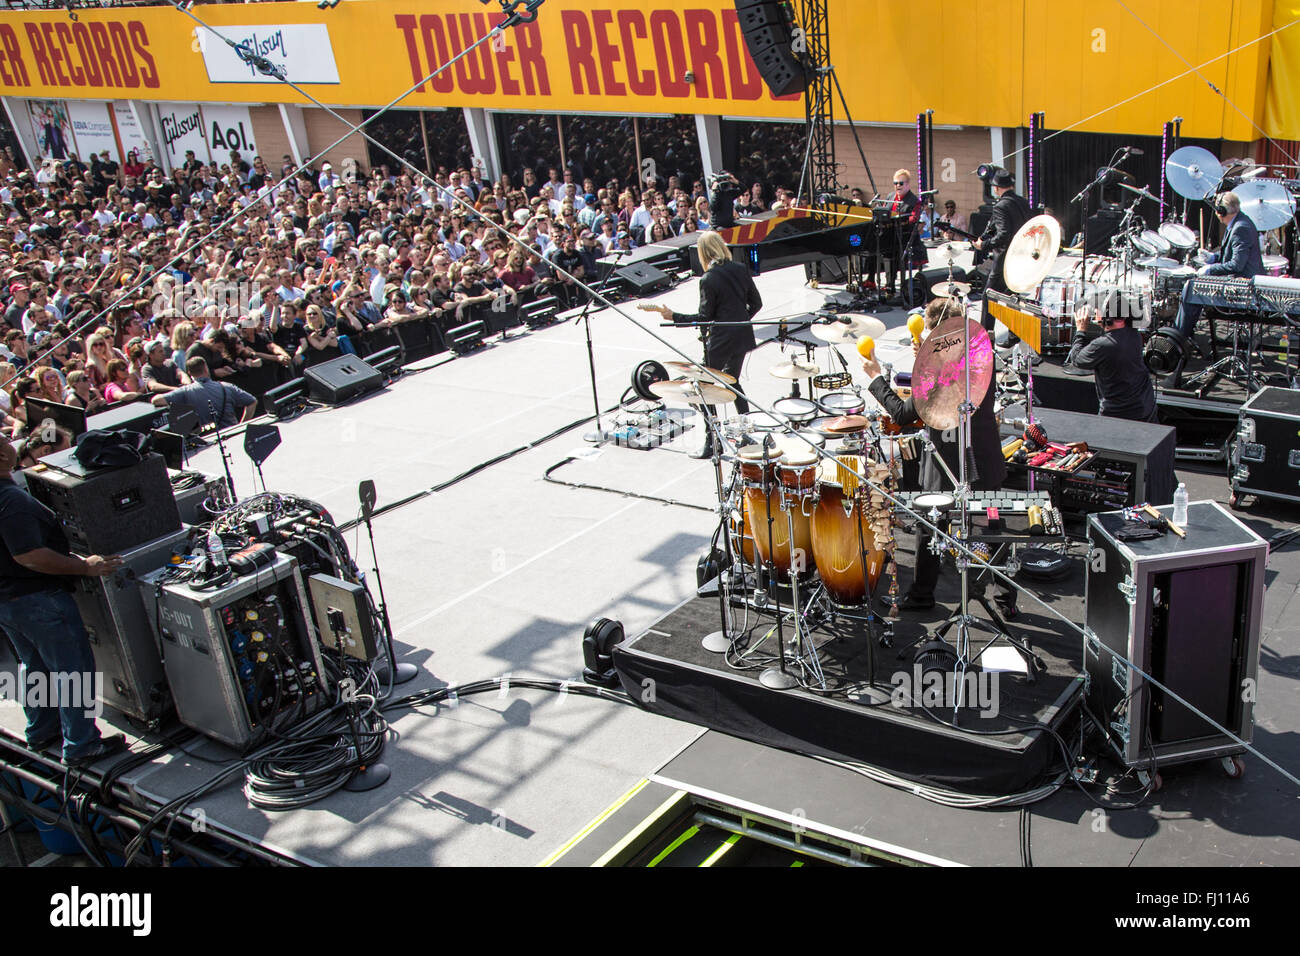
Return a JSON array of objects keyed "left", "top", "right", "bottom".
[
  {"left": 973, "top": 169, "right": 1032, "bottom": 334},
  {"left": 0, "top": 432, "right": 127, "bottom": 765}
]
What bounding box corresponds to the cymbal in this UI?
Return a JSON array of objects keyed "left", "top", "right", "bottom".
[
  {"left": 910, "top": 317, "right": 994, "bottom": 431},
  {"left": 821, "top": 414, "right": 870, "bottom": 433},
  {"left": 930, "top": 280, "right": 972, "bottom": 298},
  {"left": 1165, "top": 145, "right": 1224, "bottom": 200},
  {"left": 1235, "top": 179, "right": 1296, "bottom": 231},
  {"left": 1135, "top": 255, "right": 1181, "bottom": 270},
  {"left": 649, "top": 378, "right": 737, "bottom": 406},
  {"left": 768, "top": 358, "right": 820, "bottom": 379},
  {"left": 663, "top": 360, "right": 737, "bottom": 385},
  {"left": 1003, "top": 215, "right": 1061, "bottom": 293},
  {"left": 809, "top": 314, "right": 886, "bottom": 344}
]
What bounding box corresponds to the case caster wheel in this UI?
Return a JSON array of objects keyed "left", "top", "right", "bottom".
[
  {"left": 1141, "top": 770, "right": 1163, "bottom": 792},
  {"left": 1228, "top": 493, "right": 1244, "bottom": 510},
  {"left": 1221, "top": 755, "right": 1246, "bottom": 779}
]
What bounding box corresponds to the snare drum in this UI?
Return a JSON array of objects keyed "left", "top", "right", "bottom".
[
  {"left": 744, "top": 411, "right": 788, "bottom": 433},
  {"left": 1263, "top": 254, "right": 1289, "bottom": 278},
  {"left": 818, "top": 390, "right": 866, "bottom": 417},
  {"left": 772, "top": 396, "right": 820, "bottom": 425},
  {"left": 810, "top": 455, "right": 885, "bottom": 607}
]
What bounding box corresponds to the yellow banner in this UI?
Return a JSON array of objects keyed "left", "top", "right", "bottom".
[{"left": 0, "top": 0, "right": 1278, "bottom": 139}]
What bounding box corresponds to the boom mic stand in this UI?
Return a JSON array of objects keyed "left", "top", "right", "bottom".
[
  {"left": 578, "top": 247, "right": 630, "bottom": 443},
  {"left": 357, "top": 479, "right": 417, "bottom": 687},
  {"left": 209, "top": 401, "right": 239, "bottom": 504}
]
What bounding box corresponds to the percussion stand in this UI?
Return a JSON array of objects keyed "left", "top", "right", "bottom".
[
  {"left": 758, "top": 439, "right": 798, "bottom": 690},
  {"left": 699, "top": 385, "right": 742, "bottom": 654}
]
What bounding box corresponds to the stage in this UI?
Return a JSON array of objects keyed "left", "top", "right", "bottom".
[{"left": 2, "top": 265, "right": 1299, "bottom": 867}]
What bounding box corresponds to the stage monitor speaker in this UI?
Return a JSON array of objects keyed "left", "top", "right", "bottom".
[
  {"left": 616, "top": 262, "right": 671, "bottom": 295},
  {"left": 734, "top": 0, "right": 809, "bottom": 97},
  {"left": 302, "top": 355, "right": 385, "bottom": 405},
  {"left": 25, "top": 450, "right": 181, "bottom": 555}
]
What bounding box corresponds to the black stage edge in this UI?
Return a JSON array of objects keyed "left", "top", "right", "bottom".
[{"left": 614, "top": 542, "right": 1090, "bottom": 794}]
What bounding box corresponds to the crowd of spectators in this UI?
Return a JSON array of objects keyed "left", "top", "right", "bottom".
[{"left": 0, "top": 132, "right": 976, "bottom": 466}]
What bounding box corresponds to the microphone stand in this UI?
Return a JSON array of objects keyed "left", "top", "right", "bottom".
[
  {"left": 578, "top": 247, "right": 630, "bottom": 443},
  {"left": 357, "top": 479, "right": 417, "bottom": 687},
  {"left": 209, "top": 400, "right": 239, "bottom": 504}
]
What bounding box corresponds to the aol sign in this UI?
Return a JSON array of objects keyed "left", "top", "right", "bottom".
[{"left": 202, "top": 106, "right": 257, "bottom": 158}]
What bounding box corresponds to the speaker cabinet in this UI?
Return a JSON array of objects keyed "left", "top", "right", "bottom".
[
  {"left": 616, "top": 262, "right": 672, "bottom": 295},
  {"left": 734, "top": 0, "right": 809, "bottom": 97},
  {"left": 302, "top": 354, "right": 385, "bottom": 404}
]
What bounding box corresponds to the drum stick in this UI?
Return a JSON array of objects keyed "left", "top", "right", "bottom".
[{"left": 1142, "top": 503, "right": 1186, "bottom": 537}]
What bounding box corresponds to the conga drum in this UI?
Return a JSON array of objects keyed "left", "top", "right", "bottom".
[
  {"left": 745, "top": 449, "right": 817, "bottom": 578},
  {"left": 810, "top": 455, "right": 885, "bottom": 607}
]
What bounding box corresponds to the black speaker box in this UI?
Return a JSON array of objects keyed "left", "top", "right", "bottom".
[
  {"left": 734, "top": 0, "right": 808, "bottom": 97},
  {"left": 617, "top": 262, "right": 672, "bottom": 295},
  {"left": 303, "top": 354, "right": 385, "bottom": 404},
  {"left": 25, "top": 451, "right": 181, "bottom": 555},
  {"left": 1085, "top": 208, "right": 1126, "bottom": 255}
]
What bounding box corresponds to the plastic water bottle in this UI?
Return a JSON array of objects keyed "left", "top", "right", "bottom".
[
  {"left": 207, "top": 529, "right": 228, "bottom": 570},
  {"left": 1172, "top": 483, "right": 1188, "bottom": 527}
]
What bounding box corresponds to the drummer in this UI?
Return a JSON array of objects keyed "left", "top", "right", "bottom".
[
  {"left": 1170, "top": 191, "right": 1264, "bottom": 353},
  {"left": 858, "top": 298, "right": 1014, "bottom": 613}
]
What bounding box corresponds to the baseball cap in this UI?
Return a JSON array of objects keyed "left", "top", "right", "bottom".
[{"left": 8, "top": 282, "right": 26, "bottom": 294}]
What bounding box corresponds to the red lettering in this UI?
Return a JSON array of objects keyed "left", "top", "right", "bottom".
[
  {"left": 617, "top": 11, "right": 654, "bottom": 97},
  {"left": 107, "top": 22, "right": 138, "bottom": 88},
  {"left": 40, "top": 23, "right": 69, "bottom": 86},
  {"left": 449, "top": 14, "right": 495, "bottom": 94},
  {"left": 589, "top": 11, "right": 625, "bottom": 97},
  {"left": 87, "top": 23, "right": 121, "bottom": 87},
  {"left": 393, "top": 15, "right": 424, "bottom": 91},
  {"left": 0, "top": 25, "right": 27, "bottom": 86},
  {"left": 513, "top": 20, "right": 549, "bottom": 96},
  {"left": 721, "top": 10, "right": 760, "bottom": 101},
  {"left": 560, "top": 11, "right": 597, "bottom": 95},
  {"left": 54, "top": 22, "right": 83, "bottom": 86},
  {"left": 491, "top": 13, "right": 520, "bottom": 96},
  {"left": 128, "top": 21, "right": 157, "bottom": 88},
  {"left": 71, "top": 22, "right": 100, "bottom": 87},
  {"left": 682, "top": 10, "right": 724, "bottom": 98},
  {"left": 650, "top": 11, "right": 688, "bottom": 97},
  {"left": 418, "top": 15, "right": 454, "bottom": 94},
  {"left": 24, "top": 24, "right": 55, "bottom": 86}
]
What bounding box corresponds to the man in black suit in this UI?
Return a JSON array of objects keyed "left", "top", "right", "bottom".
[
  {"left": 861, "top": 299, "right": 1012, "bottom": 611},
  {"left": 974, "top": 169, "right": 1033, "bottom": 333},
  {"left": 1172, "top": 191, "right": 1265, "bottom": 344},
  {"left": 886, "top": 169, "right": 925, "bottom": 301},
  {"left": 645, "top": 230, "right": 762, "bottom": 456}
]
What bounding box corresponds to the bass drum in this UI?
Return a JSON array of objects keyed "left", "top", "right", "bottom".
[{"left": 810, "top": 456, "right": 886, "bottom": 607}]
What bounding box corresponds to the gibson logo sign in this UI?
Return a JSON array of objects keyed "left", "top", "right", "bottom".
[
  {"left": 232, "top": 28, "right": 285, "bottom": 76},
  {"left": 160, "top": 109, "right": 202, "bottom": 153}
]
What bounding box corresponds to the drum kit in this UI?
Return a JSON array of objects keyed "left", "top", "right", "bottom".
[{"left": 649, "top": 288, "right": 1042, "bottom": 700}]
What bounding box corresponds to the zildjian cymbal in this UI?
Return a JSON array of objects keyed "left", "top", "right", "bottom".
[
  {"left": 649, "top": 379, "right": 738, "bottom": 406},
  {"left": 768, "top": 358, "right": 821, "bottom": 379},
  {"left": 910, "top": 316, "right": 995, "bottom": 431},
  {"left": 663, "top": 360, "right": 737, "bottom": 385}
]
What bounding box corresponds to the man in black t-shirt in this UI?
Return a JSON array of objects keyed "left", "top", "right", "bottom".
[
  {"left": 551, "top": 233, "right": 586, "bottom": 308},
  {"left": 139, "top": 338, "right": 183, "bottom": 393},
  {"left": 0, "top": 434, "right": 127, "bottom": 764}
]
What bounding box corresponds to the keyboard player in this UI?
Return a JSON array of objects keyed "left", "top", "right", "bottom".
[{"left": 1171, "top": 191, "right": 1264, "bottom": 354}]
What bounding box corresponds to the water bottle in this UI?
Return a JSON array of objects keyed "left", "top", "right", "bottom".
[
  {"left": 207, "top": 529, "right": 228, "bottom": 570},
  {"left": 1172, "top": 483, "right": 1188, "bottom": 527}
]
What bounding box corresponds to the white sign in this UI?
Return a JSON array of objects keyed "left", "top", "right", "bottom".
[
  {"left": 113, "top": 103, "right": 154, "bottom": 165},
  {"left": 156, "top": 103, "right": 210, "bottom": 167},
  {"left": 67, "top": 101, "right": 118, "bottom": 163},
  {"left": 198, "top": 24, "right": 340, "bottom": 85},
  {"left": 201, "top": 104, "right": 257, "bottom": 160}
]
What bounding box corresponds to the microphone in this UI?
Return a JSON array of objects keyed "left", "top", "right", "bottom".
[
  {"left": 918, "top": 188, "right": 939, "bottom": 196},
  {"left": 1125, "top": 147, "right": 1145, "bottom": 156}
]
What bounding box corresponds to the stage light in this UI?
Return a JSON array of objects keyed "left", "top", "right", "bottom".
[
  {"left": 582, "top": 618, "right": 625, "bottom": 688},
  {"left": 977, "top": 164, "right": 1003, "bottom": 183}
]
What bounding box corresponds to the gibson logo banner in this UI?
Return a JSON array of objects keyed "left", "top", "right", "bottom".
[{"left": 197, "top": 23, "right": 340, "bottom": 84}]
